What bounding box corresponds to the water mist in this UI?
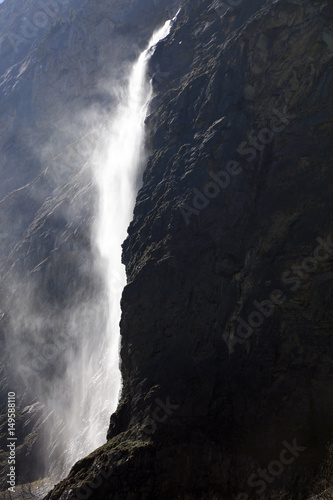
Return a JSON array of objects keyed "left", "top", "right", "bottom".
[
  {"left": 52, "top": 17, "right": 176, "bottom": 475},
  {"left": 3, "top": 16, "right": 176, "bottom": 487}
]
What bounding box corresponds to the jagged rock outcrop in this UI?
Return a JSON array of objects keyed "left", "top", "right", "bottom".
[{"left": 45, "top": 0, "right": 333, "bottom": 499}]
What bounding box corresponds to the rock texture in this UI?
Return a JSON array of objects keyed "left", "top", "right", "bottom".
[
  {"left": 45, "top": 0, "right": 333, "bottom": 499},
  {"left": 0, "top": 0, "right": 332, "bottom": 497},
  {"left": 0, "top": 0, "right": 181, "bottom": 490}
]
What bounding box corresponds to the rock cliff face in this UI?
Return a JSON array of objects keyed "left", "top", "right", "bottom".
[
  {"left": 0, "top": 0, "right": 180, "bottom": 490},
  {"left": 45, "top": 0, "right": 333, "bottom": 499},
  {"left": 1, "top": 0, "right": 333, "bottom": 497}
]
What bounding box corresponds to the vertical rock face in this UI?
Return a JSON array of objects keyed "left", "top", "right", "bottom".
[
  {"left": 45, "top": 0, "right": 333, "bottom": 499},
  {"left": 0, "top": 0, "right": 332, "bottom": 497},
  {"left": 0, "top": 0, "right": 181, "bottom": 489}
]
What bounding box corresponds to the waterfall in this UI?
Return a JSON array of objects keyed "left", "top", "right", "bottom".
[{"left": 53, "top": 17, "right": 176, "bottom": 474}]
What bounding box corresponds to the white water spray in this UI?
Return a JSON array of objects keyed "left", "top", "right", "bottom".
[
  {"left": 60, "top": 18, "right": 176, "bottom": 468},
  {"left": 0, "top": 14, "right": 178, "bottom": 494}
]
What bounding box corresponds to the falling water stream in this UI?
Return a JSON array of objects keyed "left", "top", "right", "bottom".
[
  {"left": 54, "top": 17, "right": 176, "bottom": 477},
  {"left": 0, "top": 13, "right": 178, "bottom": 499}
]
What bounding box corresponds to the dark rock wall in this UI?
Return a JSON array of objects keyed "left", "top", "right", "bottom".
[
  {"left": 0, "top": 0, "right": 332, "bottom": 497},
  {"left": 46, "top": 0, "right": 333, "bottom": 498}
]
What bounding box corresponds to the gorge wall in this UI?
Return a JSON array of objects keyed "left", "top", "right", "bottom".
[
  {"left": 45, "top": 0, "right": 333, "bottom": 499},
  {"left": 0, "top": 0, "right": 332, "bottom": 498}
]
